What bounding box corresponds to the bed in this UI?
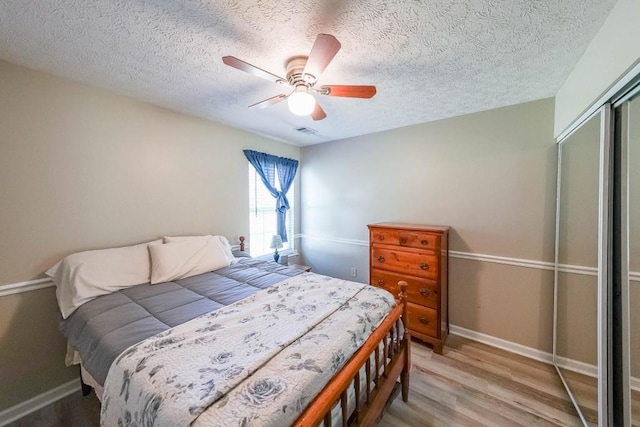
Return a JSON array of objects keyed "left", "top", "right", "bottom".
[{"left": 49, "top": 236, "right": 410, "bottom": 426}]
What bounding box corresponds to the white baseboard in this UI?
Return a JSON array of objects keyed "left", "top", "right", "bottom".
[
  {"left": 449, "top": 324, "right": 554, "bottom": 364},
  {"left": 450, "top": 325, "right": 640, "bottom": 392},
  {"left": 0, "top": 379, "right": 79, "bottom": 426},
  {"left": 554, "top": 356, "right": 640, "bottom": 392},
  {"left": 554, "top": 355, "right": 598, "bottom": 378}
]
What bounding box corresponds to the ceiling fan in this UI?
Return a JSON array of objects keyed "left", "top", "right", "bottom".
[{"left": 222, "top": 34, "right": 376, "bottom": 121}]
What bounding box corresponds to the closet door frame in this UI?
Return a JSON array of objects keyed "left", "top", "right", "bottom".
[
  {"left": 599, "top": 103, "right": 612, "bottom": 427},
  {"left": 614, "top": 98, "right": 630, "bottom": 427}
]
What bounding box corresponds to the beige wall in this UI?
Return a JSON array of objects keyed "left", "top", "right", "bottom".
[
  {"left": 450, "top": 259, "right": 555, "bottom": 349},
  {"left": 554, "top": 0, "right": 640, "bottom": 137},
  {"left": 555, "top": 273, "right": 598, "bottom": 366},
  {"left": 0, "top": 288, "right": 72, "bottom": 410},
  {"left": 0, "top": 60, "right": 300, "bottom": 411},
  {"left": 557, "top": 113, "right": 600, "bottom": 268},
  {"left": 299, "top": 98, "right": 557, "bottom": 352}
]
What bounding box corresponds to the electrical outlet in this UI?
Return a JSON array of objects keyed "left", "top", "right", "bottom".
[{"left": 350, "top": 267, "right": 357, "bottom": 277}]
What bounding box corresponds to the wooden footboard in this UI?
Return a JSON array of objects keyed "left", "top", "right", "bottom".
[{"left": 294, "top": 281, "right": 411, "bottom": 427}]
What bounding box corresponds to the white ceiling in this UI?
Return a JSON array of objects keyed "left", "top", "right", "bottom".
[{"left": 0, "top": 0, "right": 617, "bottom": 146}]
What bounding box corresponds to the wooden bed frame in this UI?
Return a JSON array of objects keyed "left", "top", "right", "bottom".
[
  {"left": 294, "top": 281, "right": 411, "bottom": 426},
  {"left": 80, "top": 237, "right": 410, "bottom": 426},
  {"left": 235, "top": 239, "right": 411, "bottom": 425}
]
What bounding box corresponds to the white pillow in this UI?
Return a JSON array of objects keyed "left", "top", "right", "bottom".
[
  {"left": 149, "top": 236, "right": 231, "bottom": 284},
  {"left": 163, "top": 235, "right": 236, "bottom": 264},
  {"left": 46, "top": 240, "right": 162, "bottom": 319}
]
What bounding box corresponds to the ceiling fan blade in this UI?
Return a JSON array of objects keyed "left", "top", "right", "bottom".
[
  {"left": 248, "top": 94, "right": 288, "bottom": 110},
  {"left": 311, "top": 102, "right": 327, "bottom": 121},
  {"left": 222, "top": 56, "right": 285, "bottom": 84},
  {"left": 320, "top": 85, "right": 377, "bottom": 98},
  {"left": 303, "top": 34, "right": 341, "bottom": 80}
]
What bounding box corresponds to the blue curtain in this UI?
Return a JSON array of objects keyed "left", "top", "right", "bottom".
[{"left": 243, "top": 150, "right": 299, "bottom": 242}]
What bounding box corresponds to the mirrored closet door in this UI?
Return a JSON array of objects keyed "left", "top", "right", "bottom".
[
  {"left": 555, "top": 108, "right": 607, "bottom": 427},
  {"left": 555, "top": 79, "right": 640, "bottom": 427}
]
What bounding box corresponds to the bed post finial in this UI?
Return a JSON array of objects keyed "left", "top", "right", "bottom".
[
  {"left": 398, "top": 281, "right": 408, "bottom": 311},
  {"left": 398, "top": 281, "right": 408, "bottom": 334},
  {"left": 239, "top": 236, "right": 245, "bottom": 252}
]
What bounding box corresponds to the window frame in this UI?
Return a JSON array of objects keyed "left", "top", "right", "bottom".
[{"left": 247, "top": 165, "right": 295, "bottom": 258}]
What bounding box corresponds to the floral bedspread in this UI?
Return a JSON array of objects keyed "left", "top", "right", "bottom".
[{"left": 100, "top": 273, "right": 395, "bottom": 426}]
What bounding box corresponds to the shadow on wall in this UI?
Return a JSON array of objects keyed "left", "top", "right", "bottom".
[
  {"left": 0, "top": 287, "right": 78, "bottom": 412},
  {"left": 300, "top": 237, "right": 369, "bottom": 285},
  {"left": 447, "top": 229, "right": 479, "bottom": 333}
]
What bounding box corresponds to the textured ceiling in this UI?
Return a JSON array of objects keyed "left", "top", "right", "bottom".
[{"left": 0, "top": 0, "right": 617, "bottom": 146}]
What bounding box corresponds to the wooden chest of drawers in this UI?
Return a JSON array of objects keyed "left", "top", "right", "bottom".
[{"left": 368, "top": 223, "right": 449, "bottom": 353}]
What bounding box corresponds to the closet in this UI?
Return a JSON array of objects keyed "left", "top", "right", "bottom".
[{"left": 554, "top": 81, "right": 640, "bottom": 426}]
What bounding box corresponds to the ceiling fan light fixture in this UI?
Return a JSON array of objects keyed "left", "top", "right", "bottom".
[
  {"left": 288, "top": 87, "right": 316, "bottom": 116},
  {"left": 222, "top": 34, "right": 375, "bottom": 121}
]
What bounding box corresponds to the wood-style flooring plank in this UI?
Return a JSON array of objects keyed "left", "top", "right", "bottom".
[
  {"left": 446, "top": 342, "right": 569, "bottom": 399},
  {"left": 379, "top": 335, "right": 583, "bottom": 427},
  {"left": 556, "top": 367, "right": 598, "bottom": 425},
  {"left": 422, "top": 349, "right": 577, "bottom": 421}
]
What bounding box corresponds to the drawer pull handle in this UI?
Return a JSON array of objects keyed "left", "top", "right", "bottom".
[
  {"left": 377, "top": 279, "right": 384, "bottom": 286},
  {"left": 420, "top": 263, "right": 429, "bottom": 270},
  {"left": 419, "top": 316, "right": 429, "bottom": 325},
  {"left": 400, "top": 238, "right": 407, "bottom": 244},
  {"left": 377, "top": 235, "right": 384, "bottom": 240},
  {"left": 421, "top": 240, "right": 429, "bottom": 245},
  {"left": 378, "top": 256, "right": 386, "bottom": 263},
  {"left": 419, "top": 288, "right": 430, "bottom": 297}
]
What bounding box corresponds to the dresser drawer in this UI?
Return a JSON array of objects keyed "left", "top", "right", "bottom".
[
  {"left": 406, "top": 303, "right": 438, "bottom": 338},
  {"left": 370, "top": 269, "right": 438, "bottom": 309},
  {"left": 371, "top": 247, "right": 438, "bottom": 280},
  {"left": 370, "top": 228, "right": 440, "bottom": 251}
]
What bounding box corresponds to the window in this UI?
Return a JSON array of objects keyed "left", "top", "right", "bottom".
[{"left": 248, "top": 166, "right": 294, "bottom": 257}]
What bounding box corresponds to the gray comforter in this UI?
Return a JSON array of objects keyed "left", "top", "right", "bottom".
[{"left": 59, "top": 258, "right": 306, "bottom": 385}]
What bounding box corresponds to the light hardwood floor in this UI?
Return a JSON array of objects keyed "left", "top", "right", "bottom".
[
  {"left": 380, "top": 335, "right": 582, "bottom": 426},
  {"left": 8, "top": 335, "right": 583, "bottom": 427}
]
